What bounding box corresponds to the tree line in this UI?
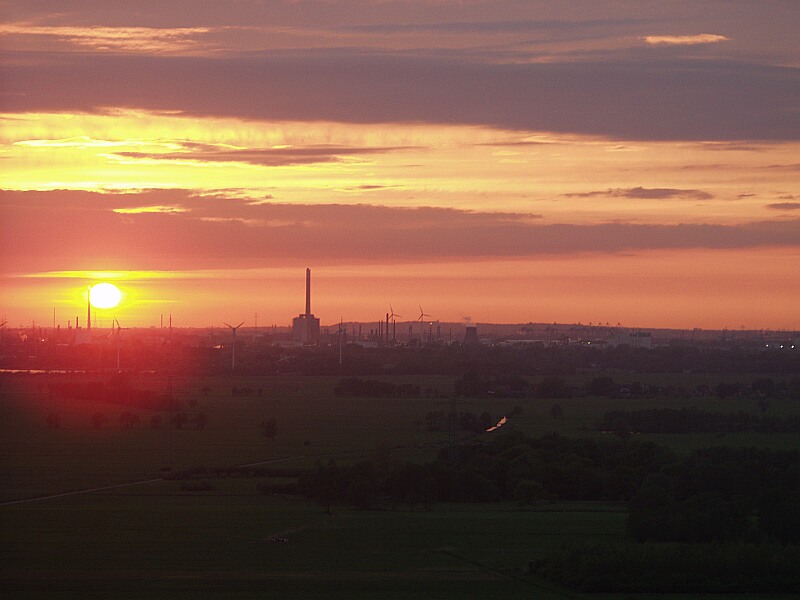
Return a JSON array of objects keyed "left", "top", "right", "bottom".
[
  {"left": 286, "top": 430, "right": 800, "bottom": 593},
  {"left": 333, "top": 377, "right": 423, "bottom": 398},
  {"left": 597, "top": 407, "right": 800, "bottom": 435},
  {"left": 48, "top": 378, "right": 170, "bottom": 411},
  {"left": 292, "top": 431, "right": 674, "bottom": 512}
]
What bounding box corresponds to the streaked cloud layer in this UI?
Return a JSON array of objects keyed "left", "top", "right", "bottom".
[
  {"left": 5, "top": 188, "right": 799, "bottom": 273},
  {"left": 1, "top": 1, "right": 799, "bottom": 328},
  {"left": 3, "top": 52, "right": 798, "bottom": 141}
]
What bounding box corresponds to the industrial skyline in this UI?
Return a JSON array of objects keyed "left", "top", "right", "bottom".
[{"left": 1, "top": 2, "right": 799, "bottom": 330}]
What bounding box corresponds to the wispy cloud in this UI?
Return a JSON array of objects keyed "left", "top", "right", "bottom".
[
  {"left": 0, "top": 23, "right": 216, "bottom": 53},
  {"left": 766, "top": 202, "right": 800, "bottom": 211},
  {"left": 112, "top": 205, "right": 188, "bottom": 214},
  {"left": 643, "top": 34, "right": 729, "bottom": 46},
  {"left": 340, "top": 18, "right": 651, "bottom": 35},
  {"left": 14, "top": 136, "right": 175, "bottom": 149},
  {"left": 564, "top": 187, "right": 713, "bottom": 200},
  {"left": 112, "top": 142, "right": 419, "bottom": 167}
]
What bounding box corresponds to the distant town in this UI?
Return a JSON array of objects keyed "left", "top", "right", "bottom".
[
  {"left": 1, "top": 269, "right": 797, "bottom": 374},
  {"left": 2, "top": 316, "right": 797, "bottom": 375}
]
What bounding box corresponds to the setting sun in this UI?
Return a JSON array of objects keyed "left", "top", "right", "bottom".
[{"left": 89, "top": 282, "right": 122, "bottom": 310}]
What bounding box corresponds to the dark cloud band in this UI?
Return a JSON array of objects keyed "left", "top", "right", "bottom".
[
  {"left": 2, "top": 189, "right": 799, "bottom": 274},
  {"left": 2, "top": 51, "right": 798, "bottom": 141}
]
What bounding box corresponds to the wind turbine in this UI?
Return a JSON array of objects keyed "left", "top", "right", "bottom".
[
  {"left": 337, "top": 318, "right": 345, "bottom": 365},
  {"left": 113, "top": 318, "right": 129, "bottom": 371},
  {"left": 417, "top": 305, "right": 432, "bottom": 345},
  {"left": 224, "top": 321, "right": 245, "bottom": 372},
  {"left": 388, "top": 305, "right": 401, "bottom": 343}
]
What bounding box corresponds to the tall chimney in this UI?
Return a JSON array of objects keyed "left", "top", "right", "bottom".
[
  {"left": 87, "top": 286, "right": 91, "bottom": 330},
  {"left": 305, "top": 268, "right": 311, "bottom": 316}
]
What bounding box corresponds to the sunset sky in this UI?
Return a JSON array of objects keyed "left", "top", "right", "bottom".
[{"left": 1, "top": 1, "right": 799, "bottom": 330}]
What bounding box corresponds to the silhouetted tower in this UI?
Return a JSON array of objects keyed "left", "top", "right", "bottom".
[
  {"left": 464, "top": 325, "right": 479, "bottom": 346},
  {"left": 305, "top": 267, "right": 311, "bottom": 316},
  {"left": 292, "top": 268, "right": 320, "bottom": 345},
  {"left": 86, "top": 286, "right": 91, "bottom": 330}
]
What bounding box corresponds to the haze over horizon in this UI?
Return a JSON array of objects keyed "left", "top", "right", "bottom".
[{"left": 2, "top": 1, "right": 799, "bottom": 330}]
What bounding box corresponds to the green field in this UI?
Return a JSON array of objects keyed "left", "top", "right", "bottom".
[
  {"left": 3, "top": 486, "right": 627, "bottom": 598},
  {"left": 2, "top": 372, "right": 798, "bottom": 597}
]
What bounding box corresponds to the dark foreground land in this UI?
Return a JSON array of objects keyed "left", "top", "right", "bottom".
[{"left": 2, "top": 344, "right": 799, "bottom": 598}]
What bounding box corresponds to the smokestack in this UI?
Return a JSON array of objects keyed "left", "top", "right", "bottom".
[
  {"left": 305, "top": 268, "right": 311, "bottom": 316},
  {"left": 87, "top": 286, "right": 91, "bottom": 330}
]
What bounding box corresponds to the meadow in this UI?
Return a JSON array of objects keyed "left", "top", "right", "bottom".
[{"left": 1, "top": 370, "right": 798, "bottom": 598}]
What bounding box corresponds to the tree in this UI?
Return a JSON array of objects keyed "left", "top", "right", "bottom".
[
  {"left": 716, "top": 381, "right": 738, "bottom": 399},
  {"left": 538, "top": 377, "right": 568, "bottom": 399},
  {"left": 298, "top": 460, "right": 342, "bottom": 515},
  {"left": 260, "top": 417, "right": 277, "bottom": 439},
  {"left": 346, "top": 461, "right": 379, "bottom": 509},
  {"left": 454, "top": 372, "right": 486, "bottom": 397},
  {"left": 752, "top": 377, "right": 776, "bottom": 397},
  {"left": 514, "top": 479, "right": 546, "bottom": 507},
  {"left": 171, "top": 412, "right": 189, "bottom": 430},
  {"left": 192, "top": 412, "right": 207, "bottom": 430},
  {"left": 119, "top": 411, "right": 140, "bottom": 429},
  {"left": 760, "top": 490, "right": 800, "bottom": 543},
  {"left": 91, "top": 412, "right": 109, "bottom": 429},
  {"left": 425, "top": 411, "right": 446, "bottom": 431},
  {"left": 587, "top": 376, "right": 615, "bottom": 397},
  {"left": 611, "top": 416, "right": 631, "bottom": 439}
]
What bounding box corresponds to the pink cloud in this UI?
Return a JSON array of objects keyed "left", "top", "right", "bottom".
[{"left": 3, "top": 189, "right": 799, "bottom": 275}]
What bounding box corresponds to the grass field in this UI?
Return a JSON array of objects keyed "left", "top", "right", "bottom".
[
  {"left": 2, "top": 472, "right": 626, "bottom": 599},
  {"left": 2, "top": 371, "right": 798, "bottom": 597}
]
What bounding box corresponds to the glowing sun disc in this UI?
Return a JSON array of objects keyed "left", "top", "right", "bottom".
[{"left": 89, "top": 282, "right": 121, "bottom": 309}]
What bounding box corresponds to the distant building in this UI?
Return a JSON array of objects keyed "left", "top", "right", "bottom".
[
  {"left": 73, "top": 328, "right": 92, "bottom": 345},
  {"left": 292, "top": 268, "right": 320, "bottom": 345},
  {"left": 463, "top": 325, "right": 480, "bottom": 346},
  {"left": 609, "top": 331, "right": 652, "bottom": 349}
]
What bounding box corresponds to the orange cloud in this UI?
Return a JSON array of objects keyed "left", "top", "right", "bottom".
[
  {"left": 3, "top": 189, "right": 800, "bottom": 276},
  {"left": 643, "top": 34, "right": 729, "bottom": 46}
]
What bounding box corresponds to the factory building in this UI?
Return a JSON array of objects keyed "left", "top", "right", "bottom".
[
  {"left": 292, "top": 268, "right": 320, "bottom": 345},
  {"left": 463, "top": 325, "right": 480, "bottom": 346},
  {"left": 608, "top": 331, "right": 652, "bottom": 349}
]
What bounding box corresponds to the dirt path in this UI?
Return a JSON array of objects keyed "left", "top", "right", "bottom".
[
  {"left": 0, "top": 455, "right": 306, "bottom": 507},
  {"left": 0, "top": 477, "right": 164, "bottom": 506}
]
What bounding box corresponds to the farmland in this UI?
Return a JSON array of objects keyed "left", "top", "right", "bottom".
[{"left": 2, "top": 366, "right": 799, "bottom": 597}]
